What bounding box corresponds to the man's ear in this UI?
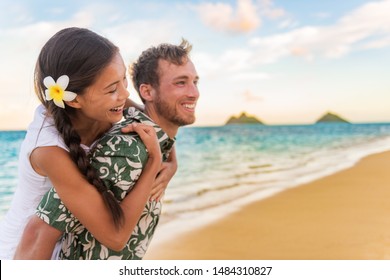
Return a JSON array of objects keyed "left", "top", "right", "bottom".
[
  {"left": 139, "top": 84, "right": 155, "bottom": 102},
  {"left": 64, "top": 96, "right": 82, "bottom": 109}
]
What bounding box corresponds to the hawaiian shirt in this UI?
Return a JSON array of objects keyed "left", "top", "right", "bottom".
[{"left": 36, "top": 107, "right": 175, "bottom": 260}]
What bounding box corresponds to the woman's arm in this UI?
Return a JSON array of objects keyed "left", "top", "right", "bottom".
[
  {"left": 47, "top": 123, "right": 161, "bottom": 249},
  {"left": 16, "top": 123, "right": 162, "bottom": 258}
]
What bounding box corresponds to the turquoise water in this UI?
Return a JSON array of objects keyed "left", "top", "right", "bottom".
[
  {"left": 1, "top": 123, "right": 390, "bottom": 222},
  {"left": 164, "top": 123, "right": 390, "bottom": 217},
  {"left": 0, "top": 131, "right": 25, "bottom": 218}
]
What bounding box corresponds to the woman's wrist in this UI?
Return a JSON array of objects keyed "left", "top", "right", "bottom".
[{"left": 144, "top": 156, "right": 161, "bottom": 176}]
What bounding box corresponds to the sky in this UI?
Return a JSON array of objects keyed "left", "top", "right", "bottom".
[{"left": 0, "top": 0, "right": 389, "bottom": 129}]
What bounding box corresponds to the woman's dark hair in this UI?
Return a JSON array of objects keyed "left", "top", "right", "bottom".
[{"left": 34, "top": 27, "right": 124, "bottom": 227}]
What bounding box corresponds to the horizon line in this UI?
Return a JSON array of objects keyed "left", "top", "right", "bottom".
[{"left": 2, "top": 120, "right": 390, "bottom": 132}]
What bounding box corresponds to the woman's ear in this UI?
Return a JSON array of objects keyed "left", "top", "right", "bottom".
[
  {"left": 139, "top": 84, "right": 155, "bottom": 102},
  {"left": 64, "top": 96, "right": 82, "bottom": 109}
]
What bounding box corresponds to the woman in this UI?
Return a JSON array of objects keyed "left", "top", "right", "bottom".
[{"left": 0, "top": 27, "right": 176, "bottom": 259}]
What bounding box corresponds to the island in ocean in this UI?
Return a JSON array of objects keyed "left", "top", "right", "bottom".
[
  {"left": 315, "top": 112, "right": 350, "bottom": 124},
  {"left": 225, "top": 112, "right": 264, "bottom": 125}
]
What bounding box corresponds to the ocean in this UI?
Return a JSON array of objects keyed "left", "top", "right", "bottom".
[
  {"left": 1, "top": 123, "right": 390, "bottom": 230},
  {"left": 0, "top": 130, "right": 25, "bottom": 219}
]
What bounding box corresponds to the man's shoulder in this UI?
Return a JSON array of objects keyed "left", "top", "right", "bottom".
[
  {"left": 93, "top": 115, "right": 148, "bottom": 160},
  {"left": 91, "top": 107, "right": 160, "bottom": 159},
  {"left": 94, "top": 133, "right": 146, "bottom": 156}
]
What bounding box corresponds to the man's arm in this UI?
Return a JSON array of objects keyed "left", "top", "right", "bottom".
[{"left": 150, "top": 146, "right": 177, "bottom": 201}]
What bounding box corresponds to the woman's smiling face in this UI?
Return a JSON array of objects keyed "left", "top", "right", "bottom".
[{"left": 74, "top": 52, "right": 130, "bottom": 125}]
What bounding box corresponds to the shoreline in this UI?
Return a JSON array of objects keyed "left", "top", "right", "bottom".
[{"left": 145, "top": 150, "right": 390, "bottom": 260}]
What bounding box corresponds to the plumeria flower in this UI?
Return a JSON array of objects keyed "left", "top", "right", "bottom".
[{"left": 43, "top": 75, "right": 77, "bottom": 108}]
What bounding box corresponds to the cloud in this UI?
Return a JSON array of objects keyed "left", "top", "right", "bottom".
[
  {"left": 233, "top": 72, "right": 271, "bottom": 81},
  {"left": 242, "top": 90, "right": 263, "bottom": 102},
  {"left": 102, "top": 20, "right": 177, "bottom": 64},
  {"left": 0, "top": 2, "right": 33, "bottom": 27},
  {"left": 192, "top": 48, "right": 256, "bottom": 80},
  {"left": 248, "top": 0, "right": 390, "bottom": 63},
  {"left": 361, "top": 35, "right": 390, "bottom": 49},
  {"left": 0, "top": 14, "right": 94, "bottom": 72},
  {"left": 195, "top": 0, "right": 260, "bottom": 33},
  {"left": 191, "top": 0, "right": 390, "bottom": 90},
  {"left": 258, "top": 0, "right": 287, "bottom": 19},
  {"left": 0, "top": 10, "right": 98, "bottom": 130},
  {"left": 0, "top": 2, "right": 179, "bottom": 128}
]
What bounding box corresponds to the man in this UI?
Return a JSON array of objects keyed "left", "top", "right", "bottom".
[{"left": 16, "top": 39, "right": 199, "bottom": 259}]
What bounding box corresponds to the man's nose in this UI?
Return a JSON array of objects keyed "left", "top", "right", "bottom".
[{"left": 188, "top": 82, "right": 199, "bottom": 99}]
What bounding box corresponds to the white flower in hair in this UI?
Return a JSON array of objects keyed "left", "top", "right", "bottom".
[{"left": 43, "top": 75, "right": 77, "bottom": 108}]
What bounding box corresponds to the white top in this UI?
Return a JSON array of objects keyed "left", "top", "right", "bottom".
[{"left": 0, "top": 105, "right": 68, "bottom": 259}]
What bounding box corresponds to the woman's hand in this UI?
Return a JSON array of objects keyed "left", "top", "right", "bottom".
[
  {"left": 122, "top": 124, "right": 178, "bottom": 201},
  {"left": 123, "top": 123, "right": 162, "bottom": 164},
  {"left": 150, "top": 146, "right": 177, "bottom": 201}
]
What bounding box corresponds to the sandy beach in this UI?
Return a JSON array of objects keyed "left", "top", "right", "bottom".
[{"left": 145, "top": 150, "right": 390, "bottom": 260}]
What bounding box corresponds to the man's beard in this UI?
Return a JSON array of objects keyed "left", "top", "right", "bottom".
[{"left": 155, "top": 92, "right": 195, "bottom": 127}]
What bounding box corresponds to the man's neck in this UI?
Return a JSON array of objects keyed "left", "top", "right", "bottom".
[{"left": 144, "top": 107, "right": 178, "bottom": 139}]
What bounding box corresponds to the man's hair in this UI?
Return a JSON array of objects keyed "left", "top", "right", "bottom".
[{"left": 130, "top": 39, "right": 192, "bottom": 102}]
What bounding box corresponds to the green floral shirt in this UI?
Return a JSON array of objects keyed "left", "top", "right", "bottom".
[{"left": 36, "top": 107, "right": 175, "bottom": 260}]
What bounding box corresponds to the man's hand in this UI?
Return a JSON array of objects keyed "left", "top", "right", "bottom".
[{"left": 150, "top": 147, "right": 177, "bottom": 201}]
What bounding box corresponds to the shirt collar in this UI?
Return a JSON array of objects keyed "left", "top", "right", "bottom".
[{"left": 116, "top": 107, "right": 176, "bottom": 157}]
